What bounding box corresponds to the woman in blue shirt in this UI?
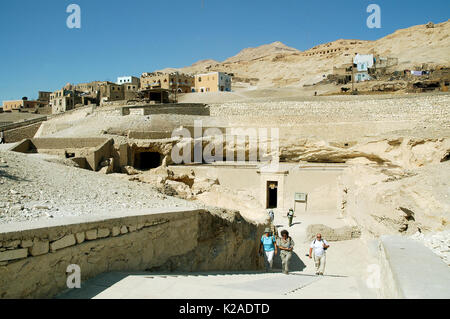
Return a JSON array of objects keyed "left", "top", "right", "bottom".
[{"left": 259, "top": 228, "right": 278, "bottom": 272}]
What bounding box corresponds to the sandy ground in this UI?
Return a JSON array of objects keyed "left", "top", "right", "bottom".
[{"left": 0, "top": 150, "right": 200, "bottom": 224}]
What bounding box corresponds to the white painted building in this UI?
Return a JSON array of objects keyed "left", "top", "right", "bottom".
[
  {"left": 355, "top": 72, "right": 371, "bottom": 82},
  {"left": 353, "top": 54, "right": 374, "bottom": 72},
  {"left": 353, "top": 54, "right": 374, "bottom": 82},
  {"left": 218, "top": 72, "right": 232, "bottom": 92},
  {"left": 194, "top": 72, "right": 232, "bottom": 93},
  {"left": 116, "top": 76, "right": 140, "bottom": 86}
]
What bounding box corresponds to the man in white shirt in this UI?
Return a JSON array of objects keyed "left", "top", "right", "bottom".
[{"left": 309, "top": 233, "right": 330, "bottom": 275}]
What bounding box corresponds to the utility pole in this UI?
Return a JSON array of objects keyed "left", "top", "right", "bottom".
[
  {"left": 175, "top": 72, "right": 179, "bottom": 103},
  {"left": 351, "top": 56, "right": 355, "bottom": 94}
]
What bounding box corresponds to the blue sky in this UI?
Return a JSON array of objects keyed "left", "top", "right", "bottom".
[{"left": 0, "top": 0, "right": 448, "bottom": 101}]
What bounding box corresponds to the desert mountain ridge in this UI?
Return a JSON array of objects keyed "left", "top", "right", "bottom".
[
  {"left": 160, "top": 20, "right": 450, "bottom": 88},
  {"left": 223, "top": 41, "right": 300, "bottom": 63}
]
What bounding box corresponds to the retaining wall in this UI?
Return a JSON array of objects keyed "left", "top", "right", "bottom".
[
  {"left": 119, "top": 103, "right": 210, "bottom": 116},
  {"left": 0, "top": 208, "right": 264, "bottom": 298},
  {"left": 2, "top": 121, "right": 46, "bottom": 143},
  {"left": 10, "top": 138, "right": 113, "bottom": 171},
  {"left": 379, "top": 235, "right": 450, "bottom": 298}
]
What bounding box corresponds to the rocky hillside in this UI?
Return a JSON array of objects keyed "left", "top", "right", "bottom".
[
  {"left": 163, "top": 20, "right": 450, "bottom": 88},
  {"left": 223, "top": 41, "right": 300, "bottom": 63}
]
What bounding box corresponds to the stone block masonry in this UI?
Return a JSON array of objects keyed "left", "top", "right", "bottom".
[
  {"left": 1, "top": 116, "right": 47, "bottom": 143},
  {"left": 50, "top": 235, "right": 76, "bottom": 252},
  {"left": 0, "top": 207, "right": 265, "bottom": 298},
  {"left": 3, "top": 122, "right": 44, "bottom": 143},
  {"left": 0, "top": 248, "right": 28, "bottom": 262},
  {"left": 10, "top": 137, "right": 113, "bottom": 171}
]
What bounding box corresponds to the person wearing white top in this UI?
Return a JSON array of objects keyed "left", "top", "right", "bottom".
[{"left": 309, "top": 233, "right": 330, "bottom": 275}]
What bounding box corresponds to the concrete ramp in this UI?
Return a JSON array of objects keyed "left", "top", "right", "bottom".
[{"left": 380, "top": 235, "right": 450, "bottom": 298}]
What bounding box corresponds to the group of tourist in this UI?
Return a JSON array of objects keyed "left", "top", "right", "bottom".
[
  {"left": 259, "top": 227, "right": 294, "bottom": 275},
  {"left": 260, "top": 209, "right": 330, "bottom": 275}
]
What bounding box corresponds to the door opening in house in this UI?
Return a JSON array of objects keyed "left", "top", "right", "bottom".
[
  {"left": 134, "top": 152, "right": 162, "bottom": 170},
  {"left": 267, "top": 181, "right": 278, "bottom": 209}
]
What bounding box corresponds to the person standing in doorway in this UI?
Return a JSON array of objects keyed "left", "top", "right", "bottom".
[
  {"left": 0, "top": 130, "right": 4, "bottom": 144},
  {"left": 287, "top": 208, "right": 294, "bottom": 227},
  {"left": 259, "top": 228, "right": 278, "bottom": 272},
  {"left": 277, "top": 230, "right": 295, "bottom": 274},
  {"left": 309, "top": 233, "right": 330, "bottom": 275}
]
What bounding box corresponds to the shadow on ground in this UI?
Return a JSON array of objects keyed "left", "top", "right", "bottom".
[
  {"left": 0, "top": 168, "right": 29, "bottom": 182},
  {"left": 273, "top": 252, "right": 306, "bottom": 272},
  {"left": 55, "top": 270, "right": 276, "bottom": 299}
]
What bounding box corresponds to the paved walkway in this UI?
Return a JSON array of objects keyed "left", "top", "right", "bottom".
[{"left": 58, "top": 210, "right": 379, "bottom": 299}]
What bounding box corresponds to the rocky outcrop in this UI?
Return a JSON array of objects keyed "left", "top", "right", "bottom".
[
  {"left": 122, "top": 135, "right": 450, "bottom": 171},
  {"left": 280, "top": 137, "right": 450, "bottom": 168},
  {"left": 339, "top": 162, "right": 450, "bottom": 236},
  {"left": 124, "top": 167, "right": 265, "bottom": 223},
  {"left": 147, "top": 208, "right": 265, "bottom": 272}
]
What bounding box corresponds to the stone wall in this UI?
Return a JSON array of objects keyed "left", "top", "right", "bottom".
[
  {"left": 305, "top": 224, "right": 361, "bottom": 242},
  {"left": 10, "top": 138, "right": 113, "bottom": 171},
  {"left": 29, "top": 137, "right": 111, "bottom": 150},
  {"left": 206, "top": 95, "right": 450, "bottom": 141},
  {"left": 0, "top": 208, "right": 264, "bottom": 298},
  {"left": 3, "top": 122, "right": 44, "bottom": 143},
  {"left": 378, "top": 236, "right": 450, "bottom": 298},
  {"left": 114, "top": 103, "right": 209, "bottom": 116}
]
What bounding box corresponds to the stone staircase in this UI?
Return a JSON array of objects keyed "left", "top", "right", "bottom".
[{"left": 57, "top": 270, "right": 328, "bottom": 299}]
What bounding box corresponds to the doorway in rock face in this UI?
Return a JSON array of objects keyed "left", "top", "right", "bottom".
[
  {"left": 134, "top": 152, "right": 162, "bottom": 170},
  {"left": 267, "top": 181, "right": 278, "bottom": 209}
]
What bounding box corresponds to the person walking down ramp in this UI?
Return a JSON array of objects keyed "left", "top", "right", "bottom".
[
  {"left": 309, "top": 233, "right": 329, "bottom": 275},
  {"left": 259, "top": 228, "right": 278, "bottom": 272},
  {"left": 0, "top": 131, "right": 5, "bottom": 144},
  {"left": 277, "top": 230, "right": 295, "bottom": 274},
  {"left": 268, "top": 210, "right": 278, "bottom": 238},
  {"left": 268, "top": 210, "right": 274, "bottom": 223},
  {"left": 287, "top": 209, "right": 294, "bottom": 227}
]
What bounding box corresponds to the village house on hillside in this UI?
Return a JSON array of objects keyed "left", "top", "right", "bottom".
[
  {"left": 99, "top": 81, "right": 139, "bottom": 103},
  {"left": 2, "top": 98, "right": 46, "bottom": 112},
  {"left": 49, "top": 89, "right": 83, "bottom": 114},
  {"left": 117, "top": 76, "right": 140, "bottom": 86},
  {"left": 140, "top": 72, "right": 195, "bottom": 93},
  {"left": 194, "top": 71, "right": 232, "bottom": 93},
  {"left": 37, "top": 91, "right": 52, "bottom": 103},
  {"left": 4, "top": 69, "right": 234, "bottom": 116},
  {"left": 331, "top": 53, "right": 399, "bottom": 85},
  {"left": 353, "top": 53, "right": 374, "bottom": 82}
]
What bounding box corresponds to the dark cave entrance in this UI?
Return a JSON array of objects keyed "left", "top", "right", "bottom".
[{"left": 134, "top": 151, "right": 162, "bottom": 170}]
